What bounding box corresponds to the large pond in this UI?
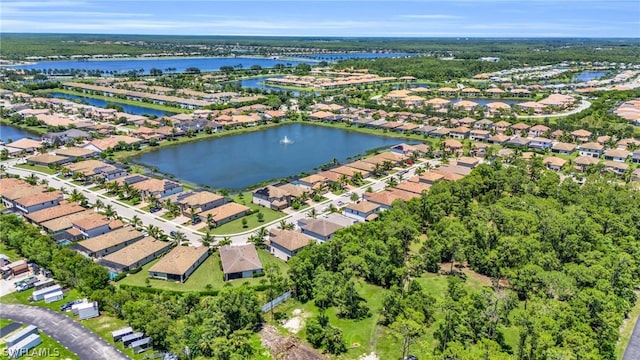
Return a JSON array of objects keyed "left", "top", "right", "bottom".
[
  {"left": 574, "top": 71, "right": 607, "bottom": 82},
  {"left": 0, "top": 124, "right": 41, "bottom": 142},
  {"left": 51, "top": 93, "right": 175, "bottom": 117},
  {"left": 132, "top": 123, "right": 403, "bottom": 190}
]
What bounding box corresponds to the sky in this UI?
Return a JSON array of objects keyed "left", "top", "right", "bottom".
[{"left": 1, "top": 0, "right": 639, "bottom": 38}]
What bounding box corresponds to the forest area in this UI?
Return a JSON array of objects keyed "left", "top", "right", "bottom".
[
  {"left": 2, "top": 159, "right": 640, "bottom": 359},
  {"left": 287, "top": 160, "right": 640, "bottom": 359}
]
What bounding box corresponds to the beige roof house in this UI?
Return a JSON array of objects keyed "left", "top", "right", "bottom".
[
  {"left": 219, "top": 245, "right": 263, "bottom": 281},
  {"left": 149, "top": 246, "right": 210, "bottom": 282}
]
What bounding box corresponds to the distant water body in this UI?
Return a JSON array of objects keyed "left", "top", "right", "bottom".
[
  {"left": 51, "top": 93, "right": 175, "bottom": 117},
  {"left": 8, "top": 53, "right": 415, "bottom": 74}
]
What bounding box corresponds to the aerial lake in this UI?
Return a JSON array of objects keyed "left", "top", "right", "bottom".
[
  {"left": 9, "top": 57, "right": 311, "bottom": 74},
  {"left": 131, "top": 123, "right": 404, "bottom": 190},
  {"left": 0, "top": 124, "right": 40, "bottom": 142},
  {"left": 51, "top": 93, "right": 175, "bottom": 117},
  {"left": 575, "top": 71, "right": 607, "bottom": 82},
  {"left": 8, "top": 53, "right": 414, "bottom": 74}
]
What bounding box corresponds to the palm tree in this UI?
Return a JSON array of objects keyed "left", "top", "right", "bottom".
[
  {"left": 69, "top": 189, "right": 86, "bottom": 203},
  {"left": 201, "top": 231, "right": 213, "bottom": 246},
  {"left": 338, "top": 174, "right": 350, "bottom": 189},
  {"left": 248, "top": 227, "right": 268, "bottom": 249},
  {"left": 39, "top": 178, "right": 49, "bottom": 186},
  {"left": 94, "top": 199, "right": 104, "bottom": 212},
  {"left": 130, "top": 215, "right": 142, "bottom": 229},
  {"left": 307, "top": 208, "right": 318, "bottom": 219},
  {"left": 278, "top": 219, "right": 295, "bottom": 230},
  {"left": 386, "top": 177, "right": 399, "bottom": 188},
  {"left": 218, "top": 236, "right": 232, "bottom": 247},
  {"left": 170, "top": 231, "right": 187, "bottom": 244},
  {"left": 105, "top": 181, "right": 120, "bottom": 195},
  {"left": 351, "top": 172, "right": 364, "bottom": 186},
  {"left": 103, "top": 204, "right": 116, "bottom": 219},
  {"left": 414, "top": 167, "right": 426, "bottom": 176},
  {"left": 145, "top": 224, "right": 160, "bottom": 238},
  {"left": 328, "top": 203, "right": 338, "bottom": 213},
  {"left": 25, "top": 173, "right": 38, "bottom": 185},
  {"left": 206, "top": 213, "right": 215, "bottom": 230}
]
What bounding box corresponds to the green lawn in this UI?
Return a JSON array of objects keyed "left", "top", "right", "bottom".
[
  {"left": 209, "top": 193, "right": 285, "bottom": 235},
  {"left": 0, "top": 288, "right": 84, "bottom": 312},
  {"left": 81, "top": 316, "right": 147, "bottom": 360},
  {"left": 119, "top": 249, "right": 289, "bottom": 292},
  {"left": 0, "top": 243, "right": 22, "bottom": 262},
  {"left": 13, "top": 163, "right": 58, "bottom": 175},
  {"left": 0, "top": 319, "right": 12, "bottom": 328},
  {"left": 0, "top": 327, "right": 79, "bottom": 360}
]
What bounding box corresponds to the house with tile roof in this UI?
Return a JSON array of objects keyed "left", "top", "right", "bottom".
[
  {"left": 99, "top": 237, "right": 173, "bottom": 273},
  {"left": 268, "top": 229, "right": 313, "bottom": 261},
  {"left": 219, "top": 245, "right": 263, "bottom": 281},
  {"left": 149, "top": 246, "right": 209, "bottom": 283}
]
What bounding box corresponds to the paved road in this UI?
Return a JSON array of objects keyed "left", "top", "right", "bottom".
[
  {"left": 0, "top": 304, "right": 130, "bottom": 360},
  {"left": 623, "top": 315, "right": 640, "bottom": 360}
]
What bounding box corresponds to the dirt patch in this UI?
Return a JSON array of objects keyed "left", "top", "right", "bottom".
[
  {"left": 439, "top": 262, "right": 510, "bottom": 288},
  {"left": 359, "top": 352, "right": 380, "bottom": 360},
  {"left": 260, "top": 324, "right": 327, "bottom": 360},
  {"left": 281, "top": 308, "right": 311, "bottom": 334}
]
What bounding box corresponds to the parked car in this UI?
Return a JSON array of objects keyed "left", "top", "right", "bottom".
[
  {"left": 191, "top": 217, "right": 202, "bottom": 225},
  {"left": 60, "top": 299, "right": 84, "bottom": 312},
  {"left": 150, "top": 207, "right": 161, "bottom": 213}
]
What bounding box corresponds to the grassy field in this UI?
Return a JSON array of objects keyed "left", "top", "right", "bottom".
[
  {"left": 81, "top": 316, "right": 147, "bottom": 360},
  {"left": 13, "top": 163, "right": 58, "bottom": 175},
  {"left": 0, "top": 243, "right": 22, "bottom": 262},
  {"left": 272, "top": 272, "right": 502, "bottom": 360},
  {"left": 119, "top": 249, "right": 288, "bottom": 292}
]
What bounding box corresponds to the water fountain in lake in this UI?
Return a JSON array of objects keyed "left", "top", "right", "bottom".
[{"left": 280, "top": 135, "right": 294, "bottom": 144}]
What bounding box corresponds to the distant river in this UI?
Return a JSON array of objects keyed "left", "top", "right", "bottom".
[
  {"left": 131, "top": 123, "right": 404, "bottom": 190},
  {"left": 51, "top": 93, "right": 175, "bottom": 117}
]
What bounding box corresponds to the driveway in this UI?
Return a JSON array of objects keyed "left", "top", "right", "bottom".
[
  {"left": 0, "top": 304, "right": 130, "bottom": 360},
  {"left": 624, "top": 315, "right": 640, "bottom": 360}
]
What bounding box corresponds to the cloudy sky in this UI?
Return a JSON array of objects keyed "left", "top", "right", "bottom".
[{"left": 1, "top": 0, "right": 639, "bottom": 37}]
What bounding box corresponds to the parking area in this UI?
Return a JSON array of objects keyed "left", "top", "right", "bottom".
[
  {"left": 0, "top": 304, "right": 130, "bottom": 360},
  {"left": 0, "top": 272, "right": 47, "bottom": 297}
]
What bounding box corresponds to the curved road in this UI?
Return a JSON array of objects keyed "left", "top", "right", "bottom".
[{"left": 0, "top": 304, "right": 130, "bottom": 360}]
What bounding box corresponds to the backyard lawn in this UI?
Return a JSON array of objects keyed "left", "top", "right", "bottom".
[
  {"left": 207, "top": 192, "right": 285, "bottom": 235},
  {"left": 13, "top": 163, "right": 58, "bottom": 175},
  {"left": 119, "top": 249, "right": 288, "bottom": 292}
]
